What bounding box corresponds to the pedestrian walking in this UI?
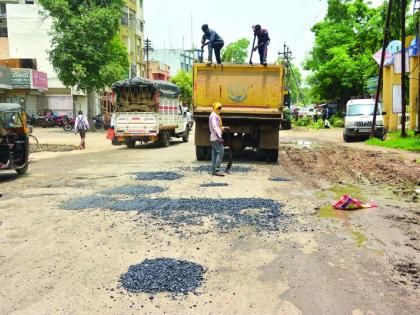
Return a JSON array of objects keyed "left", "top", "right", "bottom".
[
  {"left": 201, "top": 24, "right": 224, "bottom": 65},
  {"left": 209, "top": 102, "right": 227, "bottom": 176},
  {"left": 74, "top": 110, "right": 90, "bottom": 150},
  {"left": 252, "top": 24, "right": 270, "bottom": 65}
]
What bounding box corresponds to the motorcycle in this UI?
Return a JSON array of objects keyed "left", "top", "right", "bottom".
[{"left": 93, "top": 114, "right": 104, "bottom": 129}]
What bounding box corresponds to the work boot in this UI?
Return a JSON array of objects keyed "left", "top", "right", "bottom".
[
  {"left": 212, "top": 171, "right": 225, "bottom": 177},
  {"left": 206, "top": 60, "right": 212, "bottom": 66}
]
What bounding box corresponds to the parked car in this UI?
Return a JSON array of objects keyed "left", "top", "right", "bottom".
[{"left": 343, "top": 98, "right": 386, "bottom": 142}]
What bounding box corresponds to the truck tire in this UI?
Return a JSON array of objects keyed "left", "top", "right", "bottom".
[
  {"left": 126, "top": 139, "right": 136, "bottom": 148},
  {"left": 206, "top": 146, "right": 212, "bottom": 160},
  {"left": 196, "top": 146, "right": 207, "bottom": 160},
  {"left": 267, "top": 149, "right": 279, "bottom": 163},
  {"left": 343, "top": 134, "right": 353, "bottom": 143},
  {"left": 159, "top": 131, "right": 170, "bottom": 147},
  {"left": 182, "top": 130, "right": 189, "bottom": 143}
]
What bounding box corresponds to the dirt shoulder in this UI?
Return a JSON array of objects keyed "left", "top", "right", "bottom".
[{"left": 281, "top": 128, "right": 420, "bottom": 162}]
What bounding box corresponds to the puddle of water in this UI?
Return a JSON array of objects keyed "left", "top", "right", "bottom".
[{"left": 351, "top": 230, "right": 368, "bottom": 247}]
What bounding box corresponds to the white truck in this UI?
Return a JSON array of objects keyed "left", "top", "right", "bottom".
[
  {"left": 111, "top": 78, "right": 189, "bottom": 148},
  {"left": 343, "top": 98, "right": 386, "bottom": 142}
]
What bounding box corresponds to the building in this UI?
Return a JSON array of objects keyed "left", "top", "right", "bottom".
[
  {"left": 145, "top": 61, "right": 170, "bottom": 81},
  {"left": 121, "top": 0, "right": 144, "bottom": 77},
  {"left": 0, "top": 0, "right": 145, "bottom": 115},
  {"left": 148, "top": 49, "right": 198, "bottom": 76}
]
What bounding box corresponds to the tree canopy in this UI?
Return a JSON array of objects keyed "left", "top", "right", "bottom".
[
  {"left": 221, "top": 38, "right": 250, "bottom": 63},
  {"left": 38, "top": 0, "right": 129, "bottom": 92},
  {"left": 304, "top": 0, "right": 414, "bottom": 105},
  {"left": 170, "top": 70, "right": 193, "bottom": 106}
]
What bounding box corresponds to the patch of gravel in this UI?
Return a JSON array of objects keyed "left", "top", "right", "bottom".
[
  {"left": 200, "top": 183, "right": 229, "bottom": 187},
  {"left": 61, "top": 196, "right": 114, "bottom": 210},
  {"left": 182, "top": 165, "right": 254, "bottom": 174},
  {"left": 31, "top": 143, "right": 79, "bottom": 153},
  {"left": 120, "top": 258, "right": 204, "bottom": 293},
  {"left": 134, "top": 172, "right": 183, "bottom": 181},
  {"left": 269, "top": 177, "right": 291, "bottom": 182},
  {"left": 110, "top": 197, "right": 289, "bottom": 231},
  {"left": 101, "top": 185, "right": 166, "bottom": 196}
]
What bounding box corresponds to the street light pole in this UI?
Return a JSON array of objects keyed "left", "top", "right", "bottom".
[{"left": 401, "top": 0, "right": 407, "bottom": 137}]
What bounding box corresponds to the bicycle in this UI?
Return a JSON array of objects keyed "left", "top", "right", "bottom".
[{"left": 29, "top": 134, "right": 39, "bottom": 153}]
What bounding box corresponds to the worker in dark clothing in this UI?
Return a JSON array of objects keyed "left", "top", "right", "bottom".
[
  {"left": 253, "top": 24, "right": 270, "bottom": 65},
  {"left": 201, "top": 24, "right": 224, "bottom": 65}
]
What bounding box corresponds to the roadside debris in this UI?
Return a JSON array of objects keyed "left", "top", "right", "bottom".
[
  {"left": 102, "top": 185, "right": 166, "bottom": 196},
  {"left": 120, "top": 258, "right": 204, "bottom": 293},
  {"left": 333, "top": 195, "right": 377, "bottom": 210},
  {"left": 135, "top": 172, "right": 183, "bottom": 181}
]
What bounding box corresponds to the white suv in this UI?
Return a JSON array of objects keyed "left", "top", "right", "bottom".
[{"left": 343, "top": 99, "right": 386, "bottom": 142}]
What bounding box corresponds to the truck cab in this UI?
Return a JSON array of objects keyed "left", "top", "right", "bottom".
[{"left": 343, "top": 98, "right": 386, "bottom": 142}]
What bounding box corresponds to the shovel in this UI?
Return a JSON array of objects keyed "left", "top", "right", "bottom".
[
  {"left": 249, "top": 34, "right": 256, "bottom": 65},
  {"left": 200, "top": 47, "right": 204, "bottom": 63},
  {"left": 225, "top": 132, "right": 233, "bottom": 173}
]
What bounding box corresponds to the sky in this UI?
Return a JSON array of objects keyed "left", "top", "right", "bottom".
[{"left": 144, "top": 0, "right": 387, "bottom": 73}]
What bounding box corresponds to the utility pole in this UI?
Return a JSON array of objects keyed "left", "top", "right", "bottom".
[
  {"left": 371, "top": 0, "right": 393, "bottom": 139},
  {"left": 401, "top": 0, "right": 407, "bottom": 137},
  {"left": 278, "top": 44, "right": 305, "bottom": 106},
  {"left": 416, "top": 0, "right": 420, "bottom": 134},
  {"left": 144, "top": 38, "right": 153, "bottom": 79}
]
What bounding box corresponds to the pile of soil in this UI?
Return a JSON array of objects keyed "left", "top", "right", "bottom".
[{"left": 285, "top": 145, "right": 420, "bottom": 190}]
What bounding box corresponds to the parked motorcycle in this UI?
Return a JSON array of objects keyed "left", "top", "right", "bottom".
[{"left": 93, "top": 114, "right": 104, "bottom": 129}]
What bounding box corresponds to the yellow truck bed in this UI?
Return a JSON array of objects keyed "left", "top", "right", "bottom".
[{"left": 193, "top": 64, "right": 284, "bottom": 115}]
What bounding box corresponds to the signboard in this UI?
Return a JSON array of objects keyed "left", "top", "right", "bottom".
[
  {"left": 11, "top": 68, "right": 48, "bottom": 90},
  {"left": 0, "top": 66, "right": 12, "bottom": 89},
  {"left": 11, "top": 68, "right": 31, "bottom": 89},
  {"left": 373, "top": 49, "right": 393, "bottom": 66},
  {"left": 392, "top": 84, "right": 402, "bottom": 114},
  {"left": 32, "top": 70, "right": 48, "bottom": 91}
]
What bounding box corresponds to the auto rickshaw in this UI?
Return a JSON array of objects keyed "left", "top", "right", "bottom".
[{"left": 0, "top": 103, "right": 29, "bottom": 175}]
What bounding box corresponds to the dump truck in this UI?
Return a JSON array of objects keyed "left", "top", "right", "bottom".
[
  {"left": 193, "top": 64, "right": 285, "bottom": 162},
  {"left": 110, "top": 78, "right": 189, "bottom": 148}
]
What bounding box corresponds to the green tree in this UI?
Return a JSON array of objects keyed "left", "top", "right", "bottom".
[
  {"left": 170, "top": 70, "right": 193, "bottom": 106},
  {"left": 38, "top": 0, "right": 129, "bottom": 122},
  {"left": 305, "top": 0, "right": 414, "bottom": 105},
  {"left": 279, "top": 59, "right": 305, "bottom": 104},
  {"left": 221, "top": 38, "right": 250, "bottom": 63}
]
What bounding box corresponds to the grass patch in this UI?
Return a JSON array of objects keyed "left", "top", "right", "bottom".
[{"left": 365, "top": 131, "right": 420, "bottom": 152}]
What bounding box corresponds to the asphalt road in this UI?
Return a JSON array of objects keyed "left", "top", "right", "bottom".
[{"left": 0, "top": 128, "right": 418, "bottom": 314}]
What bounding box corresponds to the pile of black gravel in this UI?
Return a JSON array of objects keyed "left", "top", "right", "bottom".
[
  {"left": 102, "top": 185, "right": 166, "bottom": 196},
  {"left": 269, "top": 177, "right": 291, "bottom": 182},
  {"left": 135, "top": 172, "right": 183, "bottom": 181},
  {"left": 120, "top": 258, "right": 204, "bottom": 293},
  {"left": 200, "top": 183, "right": 229, "bottom": 187},
  {"left": 110, "top": 197, "right": 288, "bottom": 231}
]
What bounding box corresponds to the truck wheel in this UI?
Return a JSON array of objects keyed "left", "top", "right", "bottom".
[
  {"left": 182, "top": 130, "right": 189, "bottom": 142},
  {"left": 159, "top": 131, "right": 170, "bottom": 147},
  {"left": 196, "top": 146, "right": 207, "bottom": 160},
  {"left": 126, "top": 139, "right": 136, "bottom": 148},
  {"left": 343, "top": 134, "right": 353, "bottom": 143},
  {"left": 205, "top": 147, "right": 212, "bottom": 160},
  {"left": 267, "top": 149, "right": 279, "bottom": 163},
  {"left": 15, "top": 164, "right": 28, "bottom": 175}
]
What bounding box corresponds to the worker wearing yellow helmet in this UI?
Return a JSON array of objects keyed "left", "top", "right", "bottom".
[{"left": 209, "top": 102, "right": 225, "bottom": 176}]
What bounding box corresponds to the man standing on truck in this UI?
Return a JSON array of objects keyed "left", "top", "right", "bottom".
[
  {"left": 201, "top": 24, "right": 224, "bottom": 65},
  {"left": 253, "top": 24, "right": 270, "bottom": 65},
  {"left": 209, "top": 102, "right": 225, "bottom": 176}
]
